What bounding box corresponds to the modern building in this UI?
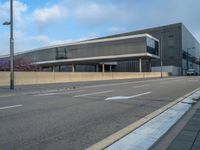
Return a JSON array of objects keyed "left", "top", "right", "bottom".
[{"left": 0, "top": 23, "right": 200, "bottom": 75}]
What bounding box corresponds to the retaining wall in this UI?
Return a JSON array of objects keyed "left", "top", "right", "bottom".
[{"left": 0, "top": 72, "right": 169, "bottom": 86}]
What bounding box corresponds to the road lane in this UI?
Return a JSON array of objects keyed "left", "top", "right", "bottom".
[
  {"left": 0, "top": 77, "right": 200, "bottom": 150},
  {"left": 0, "top": 104, "right": 23, "bottom": 110}
]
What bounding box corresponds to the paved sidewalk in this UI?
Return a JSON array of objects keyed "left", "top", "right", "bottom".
[{"left": 167, "top": 106, "right": 200, "bottom": 150}]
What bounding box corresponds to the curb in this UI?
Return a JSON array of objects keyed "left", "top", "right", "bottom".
[{"left": 86, "top": 87, "right": 200, "bottom": 150}]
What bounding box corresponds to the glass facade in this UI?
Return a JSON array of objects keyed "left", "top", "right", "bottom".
[
  {"left": 56, "top": 47, "right": 67, "bottom": 60},
  {"left": 146, "top": 37, "right": 159, "bottom": 56}
]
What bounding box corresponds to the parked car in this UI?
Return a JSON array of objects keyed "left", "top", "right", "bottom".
[{"left": 186, "top": 69, "right": 197, "bottom": 76}]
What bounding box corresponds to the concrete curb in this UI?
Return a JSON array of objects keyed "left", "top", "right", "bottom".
[{"left": 86, "top": 87, "right": 200, "bottom": 150}]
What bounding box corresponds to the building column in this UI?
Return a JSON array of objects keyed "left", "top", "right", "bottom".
[
  {"left": 96, "top": 64, "right": 99, "bottom": 72},
  {"left": 139, "top": 58, "right": 142, "bottom": 72},
  {"left": 72, "top": 64, "right": 75, "bottom": 72},
  {"left": 102, "top": 63, "right": 105, "bottom": 72},
  {"left": 149, "top": 59, "right": 152, "bottom": 72},
  {"left": 58, "top": 65, "right": 61, "bottom": 72},
  {"left": 52, "top": 66, "right": 55, "bottom": 72},
  {"left": 109, "top": 65, "right": 112, "bottom": 72}
]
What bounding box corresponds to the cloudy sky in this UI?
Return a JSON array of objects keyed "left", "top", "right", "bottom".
[{"left": 0, "top": 0, "right": 200, "bottom": 55}]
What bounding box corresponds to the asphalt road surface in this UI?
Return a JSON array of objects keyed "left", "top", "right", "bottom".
[{"left": 0, "top": 77, "right": 200, "bottom": 150}]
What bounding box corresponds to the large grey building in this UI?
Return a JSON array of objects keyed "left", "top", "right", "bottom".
[{"left": 0, "top": 23, "right": 200, "bottom": 75}]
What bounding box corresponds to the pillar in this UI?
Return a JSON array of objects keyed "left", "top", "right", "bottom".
[
  {"left": 102, "top": 63, "right": 105, "bottom": 72},
  {"left": 52, "top": 66, "right": 55, "bottom": 72},
  {"left": 96, "top": 64, "right": 99, "bottom": 72},
  {"left": 149, "top": 59, "right": 152, "bottom": 72},
  {"left": 110, "top": 65, "right": 112, "bottom": 72},
  {"left": 72, "top": 64, "right": 75, "bottom": 72},
  {"left": 139, "top": 58, "right": 142, "bottom": 72}
]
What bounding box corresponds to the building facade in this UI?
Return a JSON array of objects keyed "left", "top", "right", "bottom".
[
  {"left": 0, "top": 23, "right": 200, "bottom": 75},
  {"left": 98, "top": 23, "right": 200, "bottom": 75}
]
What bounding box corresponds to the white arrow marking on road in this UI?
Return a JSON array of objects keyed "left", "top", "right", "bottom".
[
  {"left": 0, "top": 104, "right": 23, "bottom": 110},
  {"left": 105, "top": 91, "right": 152, "bottom": 101}
]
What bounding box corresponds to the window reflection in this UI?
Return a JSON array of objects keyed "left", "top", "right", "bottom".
[{"left": 146, "top": 37, "right": 159, "bottom": 56}]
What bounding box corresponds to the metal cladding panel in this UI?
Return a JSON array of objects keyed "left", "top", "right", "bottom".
[
  {"left": 15, "top": 48, "right": 56, "bottom": 63},
  {"left": 66, "top": 37, "right": 147, "bottom": 59},
  {"left": 94, "top": 23, "right": 183, "bottom": 67},
  {"left": 181, "top": 24, "right": 200, "bottom": 74}
]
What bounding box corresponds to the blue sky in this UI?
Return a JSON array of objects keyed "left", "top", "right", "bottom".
[{"left": 0, "top": 0, "right": 200, "bottom": 55}]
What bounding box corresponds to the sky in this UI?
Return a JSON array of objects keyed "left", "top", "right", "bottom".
[{"left": 0, "top": 0, "right": 200, "bottom": 55}]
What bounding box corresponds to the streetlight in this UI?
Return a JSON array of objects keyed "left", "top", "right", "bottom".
[
  {"left": 2, "top": 0, "right": 14, "bottom": 90},
  {"left": 160, "top": 37, "right": 163, "bottom": 78},
  {"left": 186, "top": 47, "right": 195, "bottom": 71},
  {"left": 159, "top": 30, "right": 170, "bottom": 78},
  {"left": 199, "top": 56, "right": 200, "bottom": 75}
]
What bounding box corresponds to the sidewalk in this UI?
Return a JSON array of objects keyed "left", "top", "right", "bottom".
[{"left": 167, "top": 106, "right": 200, "bottom": 150}]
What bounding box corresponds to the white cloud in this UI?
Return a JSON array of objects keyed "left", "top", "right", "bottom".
[
  {"left": 30, "top": 35, "right": 72, "bottom": 46},
  {"left": 0, "top": 0, "right": 27, "bottom": 27},
  {"left": 108, "top": 27, "right": 126, "bottom": 35},
  {"left": 32, "top": 5, "right": 67, "bottom": 27},
  {"left": 30, "top": 32, "right": 98, "bottom": 48},
  {"left": 31, "top": 35, "right": 50, "bottom": 44},
  {"left": 1, "top": 0, "right": 200, "bottom": 55},
  {"left": 74, "top": 2, "right": 135, "bottom": 26}
]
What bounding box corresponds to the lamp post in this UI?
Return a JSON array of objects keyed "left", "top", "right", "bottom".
[
  {"left": 159, "top": 30, "right": 171, "bottom": 78},
  {"left": 3, "top": 0, "right": 14, "bottom": 90},
  {"left": 199, "top": 56, "right": 200, "bottom": 75},
  {"left": 186, "top": 47, "right": 195, "bottom": 71},
  {"left": 160, "top": 37, "right": 163, "bottom": 78}
]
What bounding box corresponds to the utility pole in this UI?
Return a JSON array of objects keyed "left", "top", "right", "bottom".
[
  {"left": 3, "top": 0, "right": 14, "bottom": 89},
  {"left": 10, "top": 0, "right": 14, "bottom": 89},
  {"left": 160, "top": 37, "right": 163, "bottom": 78},
  {"left": 199, "top": 56, "right": 200, "bottom": 75}
]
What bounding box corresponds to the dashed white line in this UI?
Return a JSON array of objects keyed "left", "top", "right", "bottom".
[
  {"left": 74, "top": 90, "right": 113, "bottom": 98},
  {"left": 33, "top": 90, "right": 86, "bottom": 96},
  {"left": 0, "top": 104, "right": 23, "bottom": 110},
  {"left": 82, "top": 77, "right": 181, "bottom": 89},
  {"left": 159, "top": 81, "right": 169, "bottom": 84},
  {"left": 105, "top": 91, "right": 152, "bottom": 100},
  {"left": 132, "top": 84, "right": 149, "bottom": 88},
  {"left": 188, "top": 80, "right": 199, "bottom": 82}
]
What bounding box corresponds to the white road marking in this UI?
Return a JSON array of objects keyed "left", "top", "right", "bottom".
[
  {"left": 188, "top": 80, "right": 199, "bottom": 82},
  {"left": 105, "top": 91, "right": 152, "bottom": 100},
  {"left": 132, "top": 84, "right": 149, "bottom": 88},
  {"left": 159, "top": 81, "right": 169, "bottom": 84},
  {"left": 34, "top": 93, "right": 59, "bottom": 96},
  {"left": 82, "top": 77, "right": 181, "bottom": 89},
  {"left": 0, "top": 95, "right": 14, "bottom": 98},
  {"left": 74, "top": 90, "right": 113, "bottom": 98},
  {"left": 105, "top": 90, "right": 199, "bottom": 150},
  {"left": 33, "top": 90, "right": 86, "bottom": 96},
  {"left": 0, "top": 104, "right": 23, "bottom": 110}
]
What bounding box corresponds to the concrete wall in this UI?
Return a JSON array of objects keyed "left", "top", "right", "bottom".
[
  {"left": 152, "top": 66, "right": 181, "bottom": 76},
  {"left": 0, "top": 72, "right": 169, "bottom": 86}
]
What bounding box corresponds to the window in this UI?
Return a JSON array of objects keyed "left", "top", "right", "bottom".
[
  {"left": 168, "top": 35, "right": 174, "bottom": 38},
  {"left": 146, "top": 37, "right": 159, "bottom": 56},
  {"left": 56, "top": 47, "right": 67, "bottom": 59}
]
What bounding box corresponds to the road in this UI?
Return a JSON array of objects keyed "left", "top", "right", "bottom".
[{"left": 0, "top": 77, "right": 200, "bottom": 150}]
